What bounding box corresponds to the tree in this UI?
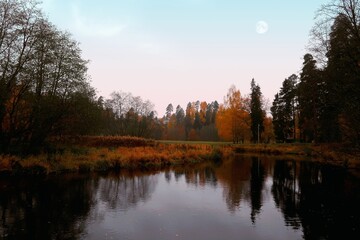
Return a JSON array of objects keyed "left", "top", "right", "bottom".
[
  {"left": 216, "top": 85, "right": 250, "bottom": 143},
  {"left": 271, "top": 74, "right": 298, "bottom": 142},
  {"left": 106, "top": 92, "right": 156, "bottom": 138},
  {"left": 309, "top": 0, "right": 360, "bottom": 66},
  {"left": 185, "top": 102, "right": 193, "bottom": 140},
  {"left": 165, "top": 103, "right": 173, "bottom": 120},
  {"left": 193, "top": 112, "right": 202, "bottom": 130},
  {"left": 175, "top": 105, "right": 185, "bottom": 126},
  {"left": 0, "top": 0, "right": 43, "bottom": 152},
  {"left": 199, "top": 101, "right": 207, "bottom": 126},
  {"left": 323, "top": 12, "right": 360, "bottom": 143},
  {"left": 298, "top": 54, "right": 323, "bottom": 142},
  {"left": 271, "top": 93, "right": 285, "bottom": 142},
  {"left": 250, "top": 79, "right": 264, "bottom": 143},
  {"left": 0, "top": 0, "right": 94, "bottom": 153},
  {"left": 109, "top": 91, "right": 131, "bottom": 118}
]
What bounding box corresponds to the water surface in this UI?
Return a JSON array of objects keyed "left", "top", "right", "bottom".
[{"left": 1, "top": 155, "right": 359, "bottom": 239}]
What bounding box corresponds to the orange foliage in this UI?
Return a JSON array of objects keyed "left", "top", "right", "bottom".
[
  {"left": 216, "top": 105, "right": 232, "bottom": 141},
  {"left": 263, "top": 116, "right": 275, "bottom": 143},
  {"left": 216, "top": 85, "right": 251, "bottom": 143},
  {"left": 188, "top": 129, "right": 199, "bottom": 141},
  {"left": 200, "top": 101, "right": 207, "bottom": 125}
]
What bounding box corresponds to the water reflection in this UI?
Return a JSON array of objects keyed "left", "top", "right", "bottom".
[
  {"left": 169, "top": 164, "right": 218, "bottom": 188},
  {"left": 250, "top": 157, "right": 265, "bottom": 223},
  {"left": 289, "top": 162, "right": 359, "bottom": 239},
  {"left": 270, "top": 160, "right": 360, "bottom": 239},
  {"left": 272, "top": 160, "right": 301, "bottom": 229},
  {"left": 216, "top": 156, "right": 251, "bottom": 212},
  {"left": 97, "top": 171, "right": 158, "bottom": 211},
  {"left": 0, "top": 175, "right": 95, "bottom": 239},
  {"left": 0, "top": 156, "right": 359, "bottom": 240}
]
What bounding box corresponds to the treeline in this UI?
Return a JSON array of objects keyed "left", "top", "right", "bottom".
[
  {"left": 162, "top": 79, "right": 274, "bottom": 143},
  {"left": 271, "top": 0, "right": 360, "bottom": 145},
  {"left": 0, "top": 0, "right": 92, "bottom": 153},
  {"left": 0, "top": 0, "right": 160, "bottom": 154},
  {"left": 0, "top": 0, "right": 274, "bottom": 155},
  {"left": 162, "top": 100, "right": 220, "bottom": 141}
]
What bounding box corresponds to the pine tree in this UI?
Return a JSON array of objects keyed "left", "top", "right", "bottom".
[
  {"left": 250, "top": 79, "right": 264, "bottom": 143},
  {"left": 298, "top": 54, "right": 323, "bottom": 142}
]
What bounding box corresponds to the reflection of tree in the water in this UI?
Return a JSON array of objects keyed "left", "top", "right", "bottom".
[
  {"left": 170, "top": 164, "right": 218, "bottom": 188},
  {"left": 216, "top": 156, "right": 251, "bottom": 213},
  {"left": 217, "top": 156, "right": 268, "bottom": 222},
  {"left": 250, "top": 157, "right": 265, "bottom": 223},
  {"left": 299, "top": 163, "right": 360, "bottom": 239},
  {"left": 165, "top": 170, "right": 172, "bottom": 183},
  {"left": 272, "top": 160, "right": 301, "bottom": 229},
  {"left": 272, "top": 160, "right": 360, "bottom": 239},
  {"left": 0, "top": 175, "right": 96, "bottom": 240},
  {"left": 97, "top": 171, "right": 158, "bottom": 210}
]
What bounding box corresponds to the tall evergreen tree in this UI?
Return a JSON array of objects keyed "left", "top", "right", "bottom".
[
  {"left": 271, "top": 74, "right": 298, "bottom": 142},
  {"left": 309, "top": 0, "right": 360, "bottom": 145},
  {"left": 165, "top": 103, "right": 173, "bottom": 120},
  {"left": 175, "top": 105, "right": 185, "bottom": 126},
  {"left": 271, "top": 93, "right": 285, "bottom": 142},
  {"left": 298, "top": 54, "right": 323, "bottom": 142},
  {"left": 250, "top": 79, "right": 264, "bottom": 143},
  {"left": 185, "top": 102, "right": 193, "bottom": 140},
  {"left": 322, "top": 13, "right": 360, "bottom": 143}
]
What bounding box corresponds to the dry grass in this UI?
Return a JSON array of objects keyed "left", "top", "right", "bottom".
[
  {"left": 51, "top": 135, "right": 156, "bottom": 148},
  {"left": 234, "top": 143, "right": 314, "bottom": 155},
  {"left": 0, "top": 141, "right": 232, "bottom": 175},
  {"left": 234, "top": 143, "right": 360, "bottom": 170},
  {"left": 2, "top": 136, "right": 359, "bottom": 176}
]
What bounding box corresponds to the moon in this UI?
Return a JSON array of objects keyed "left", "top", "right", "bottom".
[{"left": 256, "top": 21, "right": 269, "bottom": 34}]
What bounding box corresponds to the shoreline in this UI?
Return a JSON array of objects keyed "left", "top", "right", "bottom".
[
  {"left": 0, "top": 142, "right": 230, "bottom": 176},
  {"left": 1, "top": 140, "right": 359, "bottom": 176}
]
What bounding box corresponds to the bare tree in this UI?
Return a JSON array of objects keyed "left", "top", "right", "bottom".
[{"left": 308, "top": 0, "right": 360, "bottom": 67}]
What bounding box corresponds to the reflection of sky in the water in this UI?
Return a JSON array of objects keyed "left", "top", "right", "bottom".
[{"left": 84, "top": 162, "right": 304, "bottom": 240}]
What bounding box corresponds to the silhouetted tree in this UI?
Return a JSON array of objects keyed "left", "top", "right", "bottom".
[
  {"left": 271, "top": 74, "right": 298, "bottom": 142},
  {"left": 250, "top": 79, "right": 264, "bottom": 143},
  {"left": 298, "top": 54, "right": 323, "bottom": 142}
]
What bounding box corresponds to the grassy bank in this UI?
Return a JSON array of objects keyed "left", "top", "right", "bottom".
[
  {"left": 233, "top": 143, "right": 360, "bottom": 170},
  {"left": 1, "top": 137, "right": 359, "bottom": 176},
  {"left": 0, "top": 136, "right": 232, "bottom": 175}
]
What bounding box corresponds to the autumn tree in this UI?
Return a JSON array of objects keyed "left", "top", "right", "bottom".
[{"left": 216, "top": 85, "right": 250, "bottom": 143}]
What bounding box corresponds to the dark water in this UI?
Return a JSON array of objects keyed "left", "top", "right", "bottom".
[{"left": 1, "top": 156, "right": 360, "bottom": 240}]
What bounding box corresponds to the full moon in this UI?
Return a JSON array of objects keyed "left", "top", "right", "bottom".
[{"left": 256, "top": 21, "right": 269, "bottom": 34}]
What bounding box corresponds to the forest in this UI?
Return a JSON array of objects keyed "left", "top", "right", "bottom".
[
  {"left": 0, "top": 0, "right": 359, "bottom": 155},
  {"left": 271, "top": 0, "right": 360, "bottom": 145}
]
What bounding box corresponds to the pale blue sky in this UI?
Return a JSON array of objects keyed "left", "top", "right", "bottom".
[{"left": 41, "top": 0, "right": 328, "bottom": 116}]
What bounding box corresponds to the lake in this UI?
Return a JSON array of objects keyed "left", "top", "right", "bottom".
[{"left": 1, "top": 155, "right": 359, "bottom": 240}]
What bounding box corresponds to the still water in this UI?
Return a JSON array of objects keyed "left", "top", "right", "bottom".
[{"left": 1, "top": 155, "right": 359, "bottom": 240}]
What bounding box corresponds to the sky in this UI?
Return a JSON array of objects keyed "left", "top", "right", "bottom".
[{"left": 40, "top": 0, "right": 329, "bottom": 116}]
